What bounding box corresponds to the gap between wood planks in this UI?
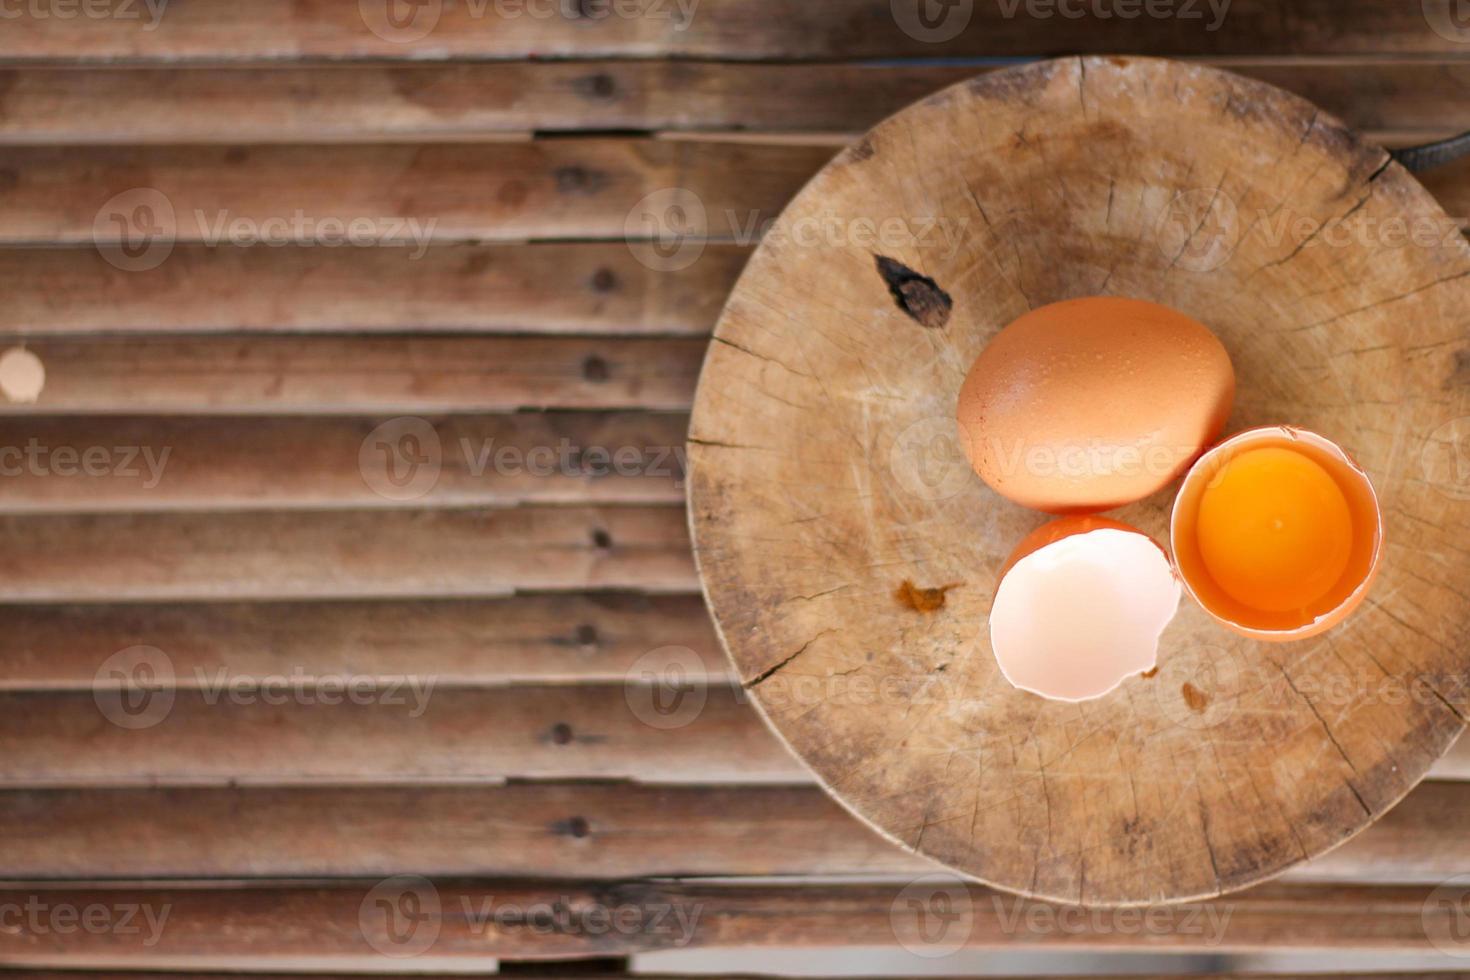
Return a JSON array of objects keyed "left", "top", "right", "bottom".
[
  {"left": 0, "top": 59, "right": 1467, "bottom": 143},
  {"left": 0, "top": 877, "right": 1459, "bottom": 965},
  {"left": 0, "top": 683, "right": 1464, "bottom": 784},
  {"left": 0, "top": 137, "right": 1465, "bottom": 248}
]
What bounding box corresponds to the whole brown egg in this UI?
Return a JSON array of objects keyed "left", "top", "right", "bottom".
[{"left": 956, "top": 296, "right": 1235, "bottom": 513}]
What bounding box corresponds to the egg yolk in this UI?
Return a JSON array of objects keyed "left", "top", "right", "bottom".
[{"left": 1195, "top": 446, "right": 1353, "bottom": 613}]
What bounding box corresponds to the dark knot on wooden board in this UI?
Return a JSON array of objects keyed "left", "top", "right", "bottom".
[{"left": 874, "top": 254, "right": 953, "bottom": 329}]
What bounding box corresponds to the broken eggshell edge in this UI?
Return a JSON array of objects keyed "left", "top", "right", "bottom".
[
  {"left": 990, "top": 516, "right": 1182, "bottom": 703},
  {"left": 1169, "top": 425, "right": 1386, "bottom": 643}
]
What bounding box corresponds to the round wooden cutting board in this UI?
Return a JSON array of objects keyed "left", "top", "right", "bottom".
[{"left": 687, "top": 56, "right": 1470, "bottom": 907}]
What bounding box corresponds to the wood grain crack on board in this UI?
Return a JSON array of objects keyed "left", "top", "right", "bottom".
[
  {"left": 785, "top": 585, "right": 844, "bottom": 603},
  {"left": 1363, "top": 596, "right": 1442, "bottom": 650},
  {"left": 1360, "top": 597, "right": 1469, "bottom": 726},
  {"left": 1296, "top": 109, "right": 1320, "bottom": 150},
  {"left": 1425, "top": 684, "right": 1470, "bottom": 725},
  {"left": 1290, "top": 268, "right": 1470, "bottom": 332},
  {"left": 711, "top": 334, "right": 811, "bottom": 376},
  {"left": 687, "top": 436, "right": 759, "bottom": 451},
  {"left": 1252, "top": 190, "right": 1372, "bottom": 276},
  {"left": 1365, "top": 153, "right": 1394, "bottom": 184},
  {"left": 1164, "top": 171, "right": 1229, "bottom": 272},
  {"left": 744, "top": 628, "right": 835, "bottom": 688},
  {"left": 1195, "top": 784, "right": 1225, "bottom": 896},
  {"left": 1274, "top": 660, "right": 1373, "bottom": 817}
]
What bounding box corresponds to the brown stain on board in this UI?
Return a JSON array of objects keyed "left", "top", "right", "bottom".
[
  {"left": 895, "top": 580, "right": 961, "bottom": 613},
  {"left": 1447, "top": 349, "right": 1470, "bottom": 389},
  {"left": 1182, "top": 682, "right": 1210, "bottom": 712}
]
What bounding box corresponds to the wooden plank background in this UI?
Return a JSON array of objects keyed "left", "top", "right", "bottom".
[
  {"left": 2, "top": 0, "right": 1469, "bottom": 974},
  {"left": 0, "top": 61, "right": 1466, "bottom": 144},
  {"left": 0, "top": 1, "right": 1462, "bottom": 60}
]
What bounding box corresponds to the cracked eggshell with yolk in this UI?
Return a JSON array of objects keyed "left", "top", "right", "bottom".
[{"left": 989, "top": 516, "right": 1181, "bottom": 702}]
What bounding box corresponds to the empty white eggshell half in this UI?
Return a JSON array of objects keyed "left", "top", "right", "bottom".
[
  {"left": 0, "top": 347, "right": 44, "bottom": 404},
  {"left": 989, "top": 517, "right": 1180, "bottom": 702}
]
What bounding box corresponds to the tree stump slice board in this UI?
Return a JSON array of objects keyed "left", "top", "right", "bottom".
[{"left": 688, "top": 56, "right": 1470, "bottom": 907}]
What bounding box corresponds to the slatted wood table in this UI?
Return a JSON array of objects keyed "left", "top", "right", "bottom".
[{"left": 2, "top": 1, "right": 1470, "bottom": 976}]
